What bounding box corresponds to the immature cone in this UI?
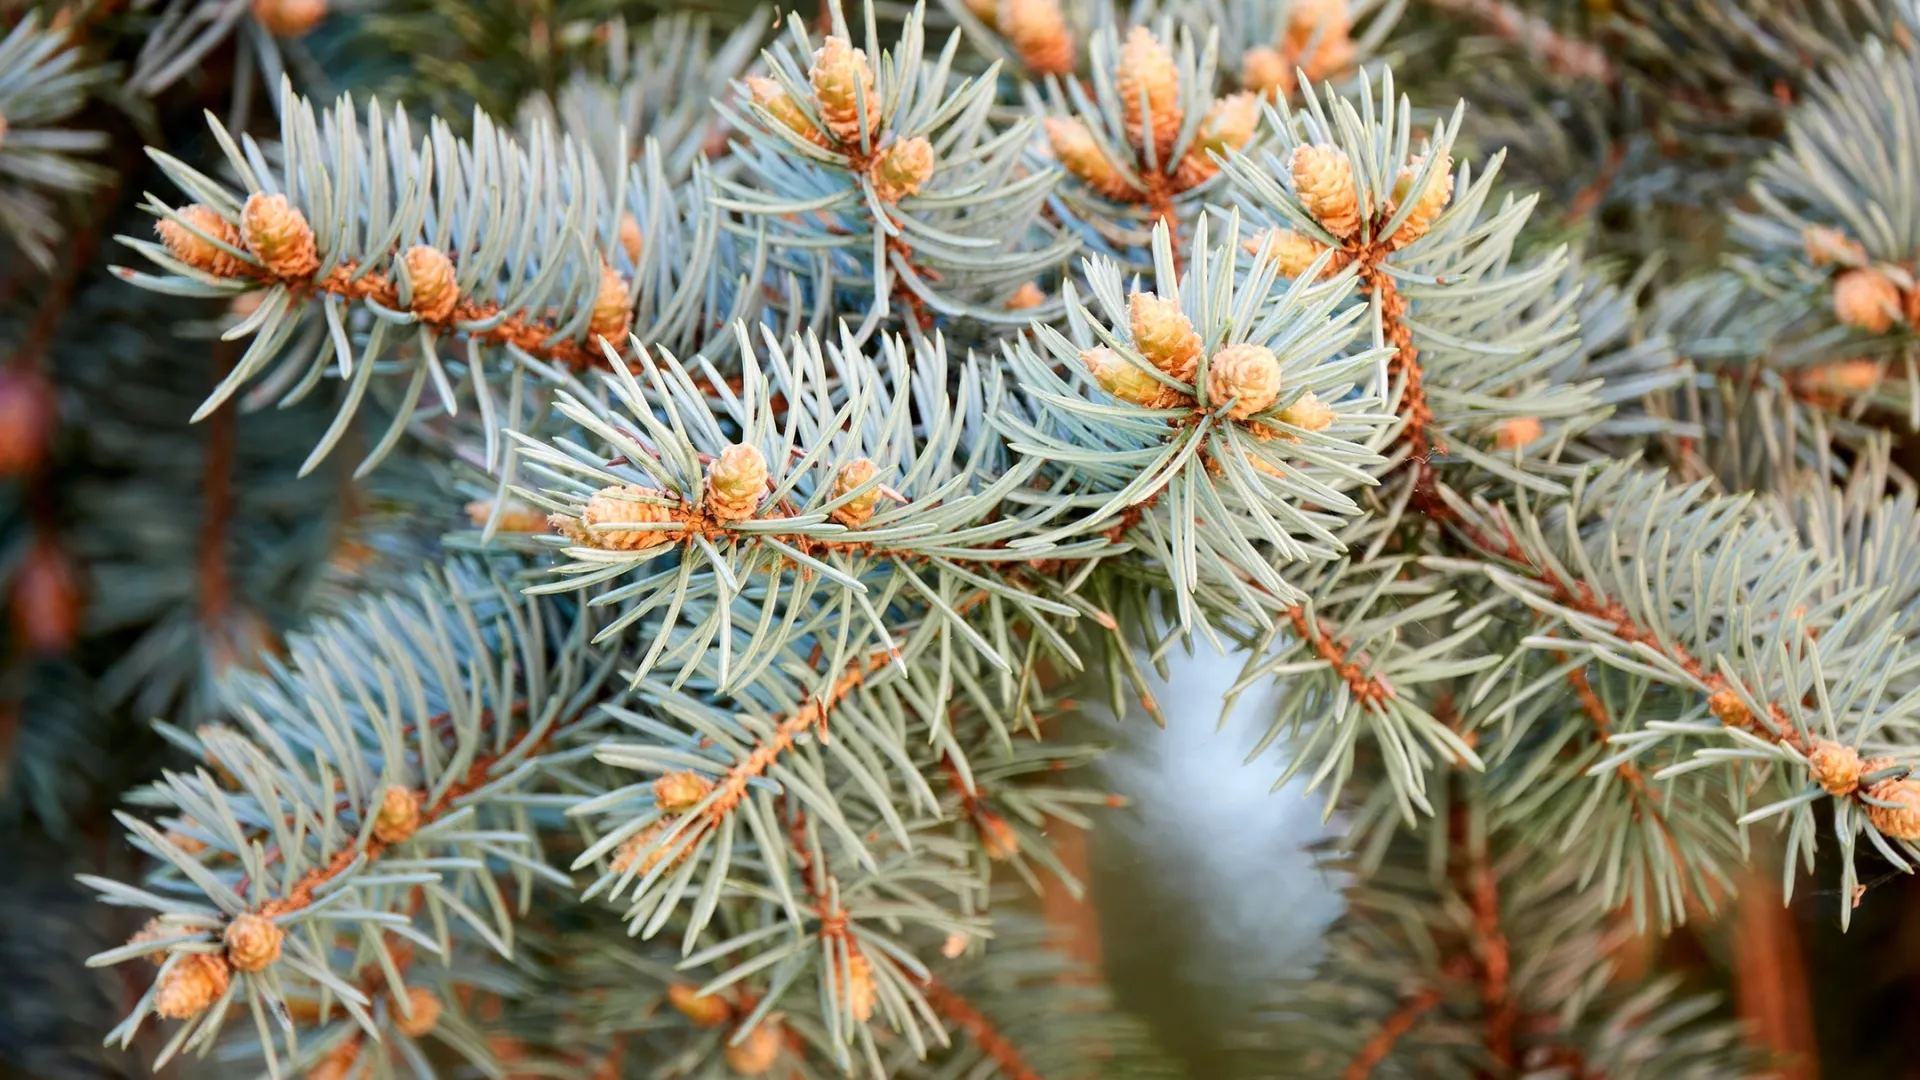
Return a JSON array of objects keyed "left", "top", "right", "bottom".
[
  {"left": 1046, "top": 117, "right": 1132, "bottom": 200},
  {"left": 654, "top": 770, "right": 715, "bottom": 813},
  {"left": 977, "top": 812, "right": 1019, "bottom": 860},
  {"left": 229, "top": 290, "right": 266, "bottom": 320},
  {"left": 306, "top": 1040, "right": 360, "bottom": 1080},
  {"left": 1494, "top": 416, "right": 1543, "bottom": 450},
  {"left": 1290, "top": 6, "right": 1351, "bottom": 80},
  {"left": 372, "top": 784, "right": 422, "bottom": 844},
  {"left": 1207, "top": 344, "right": 1283, "bottom": 419},
  {"left": 619, "top": 212, "right": 644, "bottom": 264},
  {"left": 553, "top": 486, "right": 677, "bottom": 550},
  {"left": 403, "top": 245, "right": 459, "bottom": 323},
  {"left": 1866, "top": 774, "right": 1920, "bottom": 840},
  {"left": 130, "top": 918, "right": 176, "bottom": 963},
  {"left": 1707, "top": 688, "right": 1752, "bottom": 728},
  {"left": 1001, "top": 0, "right": 1074, "bottom": 76},
  {"left": 1241, "top": 45, "right": 1295, "bottom": 100},
  {"left": 1807, "top": 740, "right": 1866, "bottom": 797},
  {"left": 392, "top": 986, "right": 443, "bottom": 1037},
  {"left": 845, "top": 952, "right": 876, "bottom": 1022},
  {"left": 810, "top": 37, "right": 882, "bottom": 145},
  {"left": 941, "top": 931, "right": 971, "bottom": 958},
  {"left": 868, "top": 136, "right": 935, "bottom": 202},
  {"left": 1082, "top": 347, "right": 1186, "bottom": 409},
  {"left": 1833, "top": 268, "right": 1900, "bottom": 334},
  {"left": 668, "top": 983, "right": 733, "bottom": 1027},
  {"left": 464, "top": 498, "right": 549, "bottom": 533},
  {"left": 1128, "top": 292, "right": 1203, "bottom": 381},
  {"left": 1288, "top": 0, "right": 1351, "bottom": 41},
  {"left": 252, "top": 0, "right": 327, "bottom": 36},
  {"left": 1115, "top": 26, "right": 1182, "bottom": 158},
  {"left": 1007, "top": 282, "right": 1046, "bottom": 310},
  {"left": 1387, "top": 152, "right": 1454, "bottom": 249},
  {"left": 1288, "top": 0, "right": 1356, "bottom": 80},
  {"left": 1792, "top": 358, "right": 1881, "bottom": 396},
  {"left": 164, "top": 826, "right": 209, "bottom": 855},
  {"left": 1244, "top": 227, "right": 1329, "bottom": 280},
  {"left": 10, "top": 538, "right": 80, "bottom": 656},
  {"left": 241, "top": 193, "right": 320, "bottom": 279},
  {"left": 1175, "top": 92, "right": 1260, "bottom": 189},
  {"left": 706, "top": 444, "right": 769, "bottom": 522},
  {"left": 830, "top": 459, "right": 882, "bottom": 528},
  {"left": 1803, "top": 225, "right": 1866, "bottom": 268},
  {"left": 155, "top": 953, "right": 232, "bottom": 1019},
  {"left": 223, "top": 913, "right": 284, "bottom": 972},
  {"left": 612, "top": 824, "right": 668, "bottom": 875},
  {"left": 588, "top": 260, "right": 631, "bottom": 344},
  {"left": 0, "top": 366, "right": 56, "bottom": 477},
  {"left": 746, "top": 76, "right": 824, "bottom": 144},
  {"left": 156, "top": 205, "right": 249, "bottom": 277},
  {"left": 1289, "top": 145, "right": 1360, "bottom": 238},
  {"left": 1277, "top": 389, "right": 1336, "bottom": 433},
  {"left": 724, "top": 1022, "right": 784, "bottom": 1075}
]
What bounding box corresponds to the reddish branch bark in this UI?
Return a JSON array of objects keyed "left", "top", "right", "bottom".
[
  {"left": 1341, "top": 986, "right": 1441, "bottom": 1079},
  {"left": 922, "top": 977, "right": 1045, "bottom": 1080},
  {"left": 1286, "top": 605, "right": 1395, "bottom": 706}
]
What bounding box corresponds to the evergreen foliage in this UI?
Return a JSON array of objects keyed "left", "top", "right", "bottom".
[{"left": 9, "top": 0, "right": 1920, "bottom": 1077}]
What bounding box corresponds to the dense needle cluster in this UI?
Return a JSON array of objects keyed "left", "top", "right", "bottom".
[{"left": 7, "top": 1, "right": 1920, "bottom": 1079}]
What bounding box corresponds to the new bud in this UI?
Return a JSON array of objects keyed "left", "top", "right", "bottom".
[
  {"left": 830, "top": 459, "right": 882, "bottom": 528},
  {"left": 1206, "top": 343, "right": 1283, "bottom": 419},
  {"left": 1289, "top": 145, "right": 1360, "bottom": 239},
  {"left": 810, "top": 37, "right": 882, "bottom": 145},
  {"left": 1128, "top": 292, "right": 1203, "bottom": 381},
  {"left": 553, "top": 486, "right": 678, "bottom": 551},
  {"left": 1277, "top": 390, "right": 1336, "bottom": 433},
  {"left": 868, "top": 136, "right": 935, "bottom": 202},
  {"left": 1244, "top": 227, "right": 1329, "bottom": 280},
  {"left": 1833, "top": 268, "right": 1900, "bottom": 334},
  {"left": 156, "top": 205, "right": 249, "bottom": 277},
  {"left": 1116, "top": 26, "right": 1182, "bottom": 159},
  {"left": 223, "top": 913, "right": 284, "bottom": 973},
  {"left": 1046, "top": 117, "right": 1132, "bottom": 200},
  {"left": 241, "top": 192, "right": 320, "bottom": 278},
  {"left": 706, "top": 444, "right": 769, "bottom": 522},
  {"left": 1001, "top": 0, "right": 1074, "bottom": 76},
  {"left": 155, "top": 954, "right": 231, "bottom": 1019},
  {"left": 1387, "top": 152, "right": 1454, "bottom": 249},
  {"left": 403, "top": 245, "right": 459, "bottom": 322}
]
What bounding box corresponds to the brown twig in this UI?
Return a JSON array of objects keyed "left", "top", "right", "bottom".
[
  {"left": 1558, "top": 657, "right": 1698, "bottom": 910},
  {"left": 1341, "top": 986, "right": 1441, "bottom": 1080},
  {"left": 703, "top": 647, "right": 895, "bottom": 824},
  {"left": 1286, "top": 605, "right": 1395, "bottom": 706},
  {"left": 922, "top": 977, "right": 1045, "bottom": 1080},
  {"left": 113, "top": 257, "right": 617, "bottom": 371},
  {"left": 197, "top": 342, "right": 239, "bottom": 628}
]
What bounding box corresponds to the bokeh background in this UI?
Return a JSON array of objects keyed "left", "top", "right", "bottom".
[{"left": 7, "top": 0, "right": 1920, "bottom": 1076}]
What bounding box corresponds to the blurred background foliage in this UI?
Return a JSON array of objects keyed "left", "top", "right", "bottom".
[{"left": 6, "top": 0, "right": 1920, "bottom": 1076}]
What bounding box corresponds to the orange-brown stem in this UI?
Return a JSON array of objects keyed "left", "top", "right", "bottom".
[
  {"left": 702, "top": 648, "right": 895, "bottom": 824},
  {"left": 1356, "top": 257, "right": 1436, "bottom": 474},
  {"left": 922, "top": 977, "right": 1044, "bottom": 1080},
  {"left": 197, "top": 342, "right": 238, "bottom": 627},
  {"left": 1286, "top": 605, "right": 1395, "bottom": 706},
  {"left": 121, "top": 257, "right": 615, "bottom": 371},
  {"left": 1559, "top": 658, "right": 1698, "bottom": 910},
  {"left": 1341, "top": 986, "right": 1441, "bottom": 1080}
]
